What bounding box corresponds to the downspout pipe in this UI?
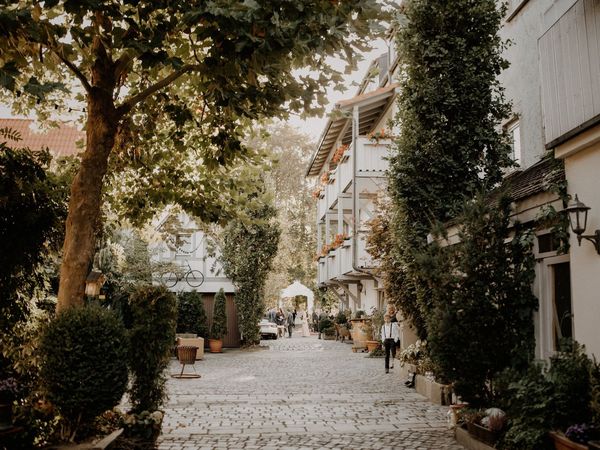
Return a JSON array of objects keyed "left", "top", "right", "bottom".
[{"left": 351, "top": 105, "right": 375, "bottom": 309}]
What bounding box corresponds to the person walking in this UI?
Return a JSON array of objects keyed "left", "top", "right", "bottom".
[
  {"left": 292, "top": 309, "right": 297, "bottom": 327},
  {"left": 287, "top": 310, "right": 295, "bottom": 338},
  {"left": 381, "top": 314, "right": 399, "bottom": 374}
]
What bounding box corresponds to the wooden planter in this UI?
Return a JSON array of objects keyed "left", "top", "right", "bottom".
[
  {"left": 466, "top": 422, "right": 500, "bottom": 446},
  {"left": 208, "top": 339, "right": 223, "bottom": 353},
  {"left": 549, "top": 432, "right": 588, "bottom": 450}
]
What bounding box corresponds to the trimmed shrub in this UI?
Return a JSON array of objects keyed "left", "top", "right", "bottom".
[
  {"left": 210, "top": 289, "right": 228, "bottom": 340},
  {"left": 128, "top": 285, "right": 177, "bottom": 414},
  {"left": 319, "top": 317, "right": 333, "bottom": 333},
  {"left": 176, "top": 291, "right": 208, "bottom": 338},
  {"left": 39, "top": 305, "right": 128, "bottom": 440},
  {"left": 334, "top": 311, "right": 348, "bottom": 325}
]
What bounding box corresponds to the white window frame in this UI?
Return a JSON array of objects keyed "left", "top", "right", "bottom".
[
  {"left": 506, "top": 119, "right": 522, "bottom": 167},
  {"left": 536, "top": 254, "right": 571, "bottom": 360}
]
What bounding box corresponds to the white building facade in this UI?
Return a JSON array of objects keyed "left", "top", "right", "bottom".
[{"left": 306, "top": 49, "right": 398, "bottom": 315}]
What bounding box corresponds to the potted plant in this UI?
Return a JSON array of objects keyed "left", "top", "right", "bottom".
[
  {"left": 349, "top": 311, "right": 372, "bottom": 352},
  {"left": 0, "top": 378, "right": 18, "bottom": 430},
  {"left": 461, "top": 408, "right": 506, "bottom": 446},
  {"left": 367, "top": 307, "right": 384, "bottom": 352},
  {"left": 550, "top": 425, "right": 592, "bottom": 450},
  {"left": 209, "top": 289, "right": 227, "bottom": 353}
]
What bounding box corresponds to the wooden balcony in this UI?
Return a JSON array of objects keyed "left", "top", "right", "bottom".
[
  {"left": 338, "top": 136, "right": 391, "bottom": 194},
  {"left": 316, "top": 233, "right": 376, "bottom": 284}
]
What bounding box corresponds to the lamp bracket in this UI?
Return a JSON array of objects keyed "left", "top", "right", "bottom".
[{"left": 577, "top": 230, "right": 600, "bottom": 254}]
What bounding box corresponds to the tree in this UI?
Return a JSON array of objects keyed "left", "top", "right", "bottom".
[
  {"left": 176, "top": 291, "right": 208, "bottom": 338},
  {"left": 0, "top": 131, "right": 68, "bottom": 371},
  {"left": 246, "top": 124, "right": 317, "bottom": 306},
  {"left": 387, "top": 0, "right": 512, "bottom": 337},
  {"left": 0, "top": 1, "right": 383, "bottom": 311},
  {"left": 424, "top": 195, "right": 537, "bottom": 406},
  {"left": 210, "top": 288, "right": 227, "bottom": 341},
  {"left": 220, "top": 194, "right": 280, "bottom": 346}
]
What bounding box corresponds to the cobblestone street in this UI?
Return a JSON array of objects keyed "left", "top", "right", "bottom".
[{"left": 158, "top": 334, "right": 463, "bottom": 449}]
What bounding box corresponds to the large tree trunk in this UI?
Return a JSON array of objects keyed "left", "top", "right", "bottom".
[{"left": 56, "top": 88, "right": 118, "bottom": 312}]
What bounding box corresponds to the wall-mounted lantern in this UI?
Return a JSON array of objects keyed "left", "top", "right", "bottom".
[{"left": 565, "top": 194, "right": 600, "bottom": 254}]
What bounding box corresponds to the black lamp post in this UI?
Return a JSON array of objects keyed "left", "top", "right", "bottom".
[{"left": 565, "top": 194, "right": 600, "bottom": 254}]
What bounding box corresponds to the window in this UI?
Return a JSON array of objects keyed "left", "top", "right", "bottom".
[
  {"left": 175, "top": 234, "right": 192, "bottom": 256},
  {"left": 507, "top": 120, "right": 522, "bottom": 166},
  {"left": 538, "top": 233, "right": 559, "bottom": 254}
]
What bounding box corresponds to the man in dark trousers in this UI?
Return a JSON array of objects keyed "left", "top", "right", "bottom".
[{"left": 287, "top": 310, "right": 295, "bottom": 338}]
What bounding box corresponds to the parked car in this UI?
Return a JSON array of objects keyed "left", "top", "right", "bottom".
[{"left": 259, "top": 319, "right": 278, "bottom": 340}]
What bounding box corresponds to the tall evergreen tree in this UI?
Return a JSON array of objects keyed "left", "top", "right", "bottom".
[{"left": 387, "top": 0, "right": 513, "bottom": 337}]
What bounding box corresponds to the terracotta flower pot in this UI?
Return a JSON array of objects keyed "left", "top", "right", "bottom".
[
  {"left": 549, "top": 431, "right": 588, "bottom": 450},
  {"left": 208, "top": 338, "right": 223, "bottom": 353},
  {"left": 366, "top": 340, "right": 380, "bottom": 352},
  {"left": 349, "top": 318, "right": 373, "bottom": 350}
]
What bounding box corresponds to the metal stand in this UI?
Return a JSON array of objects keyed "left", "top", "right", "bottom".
[{"left": 171, "top": 345, "right": 201, "bottom": 379}]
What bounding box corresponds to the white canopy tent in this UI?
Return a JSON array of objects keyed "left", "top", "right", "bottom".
[{"left": 279, "top": 280, "right": 314, "bottom": 314}]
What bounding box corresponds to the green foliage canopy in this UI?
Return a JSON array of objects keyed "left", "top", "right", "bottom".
[
  {"left": 0, "top": 0, "right": 384, "bottom": 309},
  {"left": 424, "top": 196, "right": 538, "bottom": 407},
  {"left": 220, "top": 197, "right": 280, "bottom": 346},
  {"left": 0, "top": 135, "right": 68, "bottom": 332},
  {"left": 387, "top": 0, "right": 513, "bottom": 338}
]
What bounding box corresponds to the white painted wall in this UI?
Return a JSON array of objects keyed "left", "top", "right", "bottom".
[
  {"left": 561, "top": 139, "right": 600, "bottom": 358},
  {"left": 150, "top": 211, "right": 235, "bottom": 294}
]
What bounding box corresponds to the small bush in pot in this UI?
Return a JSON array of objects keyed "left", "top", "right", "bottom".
[
  {"left": 334, "top": 311, "right": 348, "bottom": 325},
  {"left": 176, "top": 291, "right": 208, "bottom": 338},
  {"left": 39, "top": 305, "right": 128, "bottom": 442},
  {"left": 209, "top": 289, "right": 228, "bottom": 352}
]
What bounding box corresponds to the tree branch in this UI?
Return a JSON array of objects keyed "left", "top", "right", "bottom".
[
  {"left": 116, "top": 64, "right": 201, "bottom": 117},
  {"left": 52, "top": 48, "right": 92, "bottom": 93}
]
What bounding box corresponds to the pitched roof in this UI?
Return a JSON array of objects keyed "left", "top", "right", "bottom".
[
  {"left": 501, "top": 157, "right": 565, "bottom": 202},
  {"left": 306, "top": 84, "right": 397, "bottom": 177},
  {"left": 0, "top": 118, "right": 84, "bottom": 157}
]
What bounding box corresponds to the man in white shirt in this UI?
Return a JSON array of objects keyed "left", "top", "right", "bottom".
[{"left": 381, "top": 314, "right": 400, "bottom": 374}]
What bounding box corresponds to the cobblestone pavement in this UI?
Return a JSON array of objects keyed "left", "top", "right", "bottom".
[{"left": 158, "top": 334, "right": 463, "bottom": 450}]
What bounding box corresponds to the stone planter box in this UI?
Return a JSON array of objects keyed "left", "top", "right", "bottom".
[
  {"left": 415, "top": 375, "right": 452, "bottom": 405},
  {"left": 399, "top": 363, "right": 417, "bottom": 381}
]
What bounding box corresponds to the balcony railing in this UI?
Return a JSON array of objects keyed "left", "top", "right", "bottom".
[
  {"left": 338, "top": 136, "right": 390, "bottom": 194},
  {"left": 316, "top": 234, "right": 376, "bottom": 284}
]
